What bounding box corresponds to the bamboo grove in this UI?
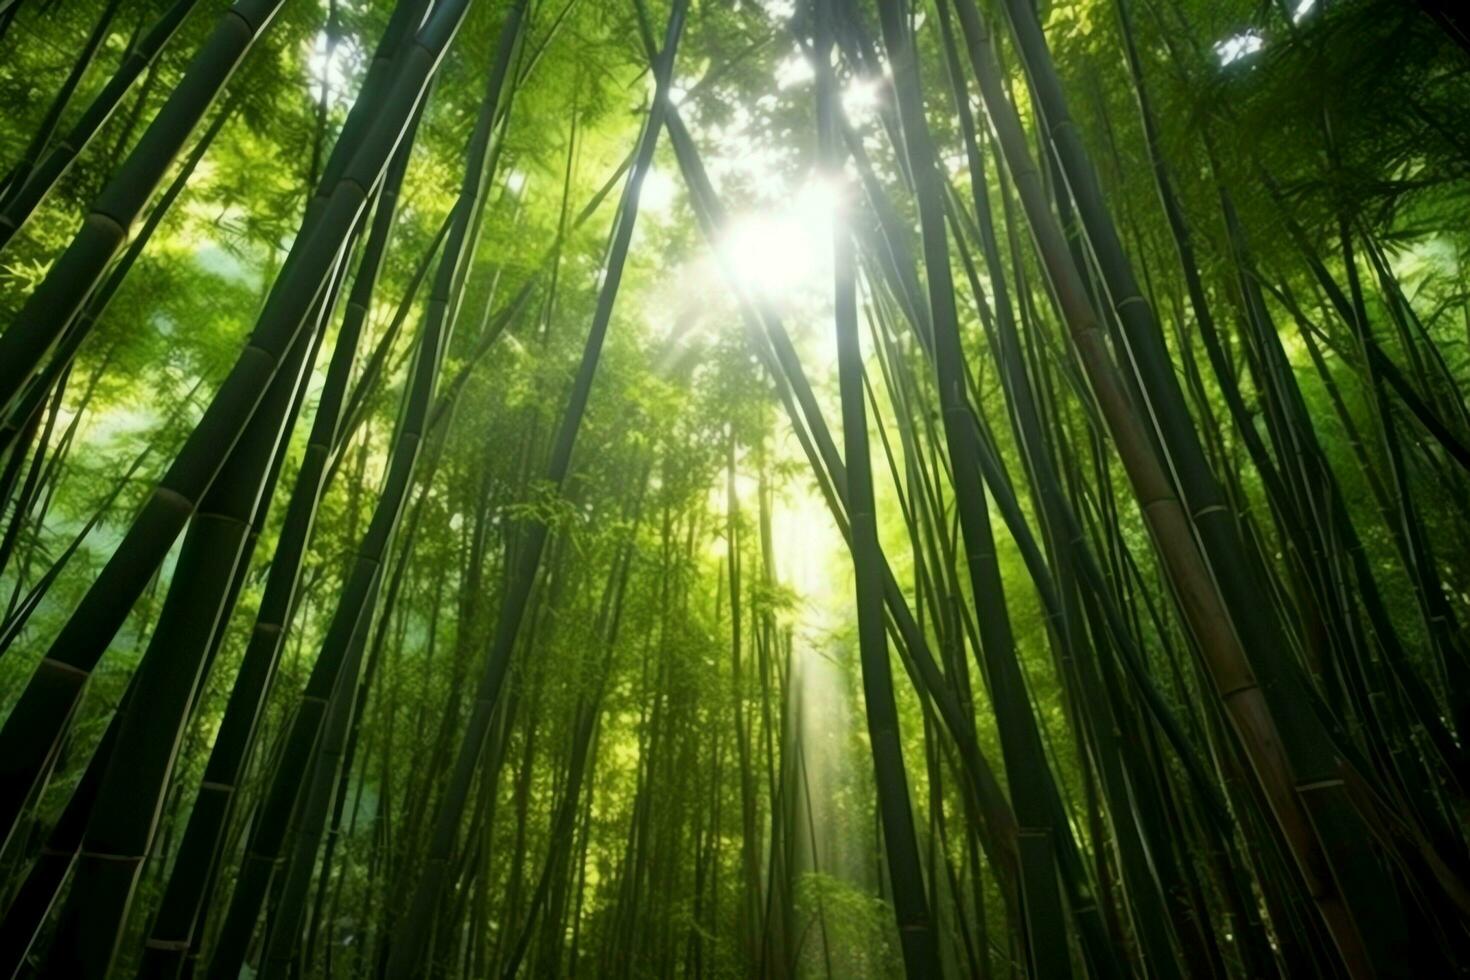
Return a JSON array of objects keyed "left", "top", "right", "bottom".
[{"left": 1, "top": 0, "right": 1468, "bottom": 974}]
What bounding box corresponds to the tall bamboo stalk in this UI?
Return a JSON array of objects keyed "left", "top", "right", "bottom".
[
  {"left": 266, "top": 18, "right": 523, "bottom": 976},
  {"left": 0, "top": 0, "right": 204, "bottom": 251},
  {"left": 136, "top": 111, "right": 425, "bottom": 980},
  {"left": 0, "top": 91, "right": 240, "bottom": 466},
  {"left": 0, "top": 0, "right": 123, "bottom": 214},
  {"left": 384, "top": 5, "right": 687, "bottom": 970},
  {"left": 947, "top": 0, "right": 1400, "bottom": 972},
  {"left": 0, "top": 0, "right": 460, "bottom": 857},
  {"left": 816, "top": 1, "right": 941, "bottom": 974},
  {"left": 204, "top": 7, "right": 521, "bottom": 974},
  {"left": 34, "top": 280, "right": 325, "bottom": 979},
  {"left": 0, "top": 0, "right": 287, "bottom": 412}
]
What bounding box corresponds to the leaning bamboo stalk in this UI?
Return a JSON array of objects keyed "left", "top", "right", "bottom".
[
  {"left": 0, "top": 0, "right": 289, "bottom": 412},
  {"left": 0, "top": 439, "right": 151, "bottom": 656},
  {"left": 383, "top": 6, "right": 687, "bottom": 970},
  {"left": 1361, "top": 230, "right": 1470, "bottom": 440},
  {"left": 0, "top": 367, "right": 69, "bottom": 583},
  {"left": 304, "top": 409, "right": 474, "bottom": 974},
  {"left": 0, "top": 0, "right": 124, "bottom": 214},
  {"left": 266, "top": 22, "right": 524, "bottom": 977},
  {"left": 676, "top": 171, "right": 1026, "bottom": 980},
  {"left": 1342, "top": 228, "right": 1470, "bottom": 712},
  {"left": 0, "top": 0, "right": 204, "bottom": 251},
  {"left": 335, "top": 146, "right": 638, "bottom": 481},
  {"left": 1240, "top": 239, "right": 1470, "bottom": 897},
  {"left": 0, "top": 393, "right": 210, "bottom": 974},
  {"left": 0, "top": 0, "right": 462, "bottom": 857},
  {"left": 815, "top": 1, "right": 942, "bottom": 973},
  {"left": 1210, "top": 187, "right": 1427, "bottom": 773},
  {"left": 1105, "top": 1, "right": 1414, "bottom": 840},
  {"left": 136, "top": 115, "right": 424, "bottom": 980},
  {"left": 257, "top": 598, "right": 373, "bottom": 979},
  {"left": 0, "top": 92, "right": 239, "bottom": 465},
  {"left": 285, "top": 158, "right": 623, "bottom": 963},
  {"left": 0, "top": 693, "right": 125, "bottom": 977},
  {"left": 948, "top": 0, "right": 1387, "bottom": 972},
  {"left": 1268, "top": 192, "right": 1470, "bottom": 717},
  {"left": 33, "top": 292, "right": 325, "bottom": 978},
  {"left": 204, "top": 8, "right": 521, "bottom": 974}
]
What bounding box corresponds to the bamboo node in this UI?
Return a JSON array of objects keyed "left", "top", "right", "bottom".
[
  {"left": 39, "top": 656, "right": 90, "bottom": 678},
  {"left": 144, "top": 939, "right": 191, "bottom": 951},
  {"left": 156, "top": 486, "right": 197, "bottom": 513},
  {"left": 1295, "top": 778, "right": 1346, "bottom": 792},
  {"left": 1219, "top": 680, "right": 1260, "bottom": 700},
  {"left": 78, "top": 849, "right": 144, "bottom": 862},
  {"left": 87, "top": 209, "right": 129, "bottom": 240},
  {"left": 242, "top": 341, "right": 280, "bottom": 369},
  {"left": 1139, "top": 494, "right": 1178, "bottom": 514}
]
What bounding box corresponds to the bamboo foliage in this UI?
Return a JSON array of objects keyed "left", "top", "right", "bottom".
[
  {"left": 0, "top": 0, "right": 284, "bottom": 411},
  {"left": 1, "top": 0, "right": 1468, "bottom": 976},
  {"left": 0, "top": 0, "right": 205, "bottom": 250},
  {"left": 816, "top": 1, "right": 941, "bottom": 974},
  {"left": 0, "top": 0, "right": 455, "bottom": 857},
  {"left": 384, "top": 5, "right": 688, "bottom": 970},
  {"left": 206, "top": 6, "right": 523, "bottom": 974}
]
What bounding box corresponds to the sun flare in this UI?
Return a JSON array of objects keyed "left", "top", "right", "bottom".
[{"left": 717, "top": 177, "right": 846, "bottom": 301}]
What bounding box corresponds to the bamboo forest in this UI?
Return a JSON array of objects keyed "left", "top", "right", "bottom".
[{"left": 5, "top": 0, "right": 1470, "bottom": 976}]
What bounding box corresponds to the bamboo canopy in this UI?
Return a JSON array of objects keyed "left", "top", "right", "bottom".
[{"left": 1, "top": 0, "right": 1468, "bottom": 976}]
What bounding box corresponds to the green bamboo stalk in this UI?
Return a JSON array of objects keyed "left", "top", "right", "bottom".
[
  {"left": 34, "top": 288, "right": 325, "bottom": 978},
  {"left": 0, "top": 0, "right": 461, "bottom": 858},
  {"left": 1268, "top": 189, "right": 1470, "bottom": 737},
  {"left": 0, "top": 91, "right": 239, "bottom": 464},
  {"left": 259, "top": 17, "right": 525, "bottom": 972},
  {"left": 383, "top": 6, "right": 687, "bottom": 970},
  {"left": 0, "top": 438, "right": 150, "bottom": 656},
  {"left": 0, "top": 0, "right": 123, "bottom": 212},
  {"left": 0, "top": 0, "right": 287, "bottom": 412},
  {"left": 203, "top": 5, "right": 520, "bottom": 970},
  {"left": 0, "top": 0, "right": 203, "bottom": 251},
  {"left": 136, "top": 113, "right": 424, "bottom": 980},
  {"left": 0, "top": 694, "right": 125, "bottom": 978},
  {"left": 256, "top": 594, "right": 374, "bottom": 980},
  {"left": 0, "top": 367, "right": 69, "bottom": 583},
  {"left": 726, "top": 431, "right": 765, "bottom": 969},
  {"left": 816, "top": 2, "right": 941, "bottom": 973}
]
